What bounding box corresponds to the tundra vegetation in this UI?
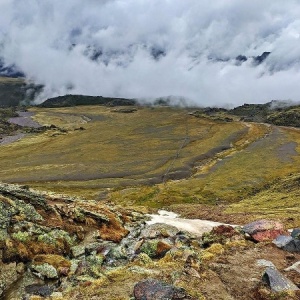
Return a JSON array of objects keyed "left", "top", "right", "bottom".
[{"left": 0, "top": 94, "right": 300, "bottom": 299}]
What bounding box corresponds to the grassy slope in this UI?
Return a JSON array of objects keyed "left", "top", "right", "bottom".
[{"left": 0, "top": 105, "right": 299, "bottom": 225}]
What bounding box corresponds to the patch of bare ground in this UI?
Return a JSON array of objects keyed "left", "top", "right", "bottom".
[
  {"left": 167, "top": 204, "right": 254, "bottom": 225},
  {"left": 201, "top": 244, "right": 300, "bottom": 300}
]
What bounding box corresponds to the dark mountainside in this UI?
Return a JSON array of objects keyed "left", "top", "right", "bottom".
[{"left": 38, "top": 94, "right": 137, "bottom": 108}]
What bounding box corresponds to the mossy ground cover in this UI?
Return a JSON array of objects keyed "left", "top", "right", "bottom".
[{"left": 0, "top": 105, "right": 299, "bottom": 225}]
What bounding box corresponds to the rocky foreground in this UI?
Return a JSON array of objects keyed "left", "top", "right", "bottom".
[{"left": 0, "top": 183, "right": 300, "bottom": 300}]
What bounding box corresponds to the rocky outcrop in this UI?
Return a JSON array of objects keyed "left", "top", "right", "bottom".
[{"left": 0, "top": 182, "right": 143, "bottom": 298}]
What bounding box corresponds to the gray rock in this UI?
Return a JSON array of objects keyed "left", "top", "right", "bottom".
[
  {"left": 25, "top": 284, "right": 55, "bottom": 297},
  {"left": 272, "top": 235, "right": 293, "bottom": 248},
  {"left": 256, "top": 259, "right": 276, "bottom": 268},
  {"left": 291, "top": 228, "right": 300, "bottom": 239},
  {"left": 133, "top": 278, "right": 189, "bottom": 300},
  {"left": 262, "top": 267, "right": 299, "bottom": 292},
  {"left": 282, "top": 239, "right": 300, "bottom": 253}
]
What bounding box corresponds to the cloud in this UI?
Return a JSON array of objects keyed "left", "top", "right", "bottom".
[{"left": 1, "top": 0, "right": 300, "bottom": 106}]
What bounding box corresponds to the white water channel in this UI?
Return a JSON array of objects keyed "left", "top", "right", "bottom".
[{"left": 147, "top": 210, "right": 236, "bottom": 236}]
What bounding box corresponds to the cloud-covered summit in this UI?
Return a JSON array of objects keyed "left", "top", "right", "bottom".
[{"left": 1, "top": 0, "right": 300, "bottom": 106}]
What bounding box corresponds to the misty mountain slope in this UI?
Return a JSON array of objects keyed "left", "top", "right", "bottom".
[{"left": 0, "top": 104, "right": 299, "bottom": 226}]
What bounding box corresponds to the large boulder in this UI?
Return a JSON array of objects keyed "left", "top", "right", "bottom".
[
  {"left": 243, "top": 220, "right": 285, "bottom": 242},
  {"left": 133, "top": 279, "right": 189, "bottom": 300}
]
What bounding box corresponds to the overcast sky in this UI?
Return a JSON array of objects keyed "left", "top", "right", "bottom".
[{"left": 1, "top": 0, "right": 300, "bottom": 106}]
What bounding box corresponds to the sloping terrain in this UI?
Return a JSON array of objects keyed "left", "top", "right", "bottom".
[
  {"left": 0, "top": 104, "right": 298, "bottom": 226},
  {"left": 0, "top": 103, "right": 299, "bottom": 299}
]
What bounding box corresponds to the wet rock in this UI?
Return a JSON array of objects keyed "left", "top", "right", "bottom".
[
  {"left": 25, "top": 284, "right": 55, "bottom": 297},
  {"left": 262, "top": 267, "right": 299, "bottom": 292},
  {"left": 243, "top": 220, "right": 285, "bottom": 242},
  {"left": 291, "top": 228, "right": 300, "bottom": 239},
  {"left": 272, "top": 235, "right": 293, "bottom": 248},
  {"left": 133, "top": 278, "right": 189, "bottom": 300}
]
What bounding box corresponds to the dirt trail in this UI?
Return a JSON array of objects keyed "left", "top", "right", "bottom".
[{"left": 8, "top": 111, "right": 42, "bottom": 128}]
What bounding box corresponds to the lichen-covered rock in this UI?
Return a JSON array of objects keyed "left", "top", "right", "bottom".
[
  {"left": 71, "top": 245, "right": 85, "bottom": 258},
  {"left": 73, "top": 254, "right": 104, "bottom": 278},
  {"left": 243, "top": 220, "right": 285, "bottom": 242},
  {"left": 133, "top": 279, "right": 189, "bottom": 300},
  {"left": 134, "top": 253, "right": 153, "bottom": 265},
  {"left": 139, "top": 239, "right": 173, "bottom": 258},
  {"left": 31, "top": 263, "right": 58, "bottom": 279},
  {"left": 32, "top": 254, "right": 71, "bottom": 275},
  {"left": 141, "top": 223, "right": 179, "bottom": 239},
  {"left": 107, "top": 245, "right": 128, "bottom": 261},
  {"left": 86, "top": 254, "right": 104, "bottom": 278},
  {"left": 0, "top": 262, "right": 19, "bottom": 298}
]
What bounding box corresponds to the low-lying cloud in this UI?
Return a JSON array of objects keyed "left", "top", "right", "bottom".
[{"left": 1, "top": 0, "right": 300, "bottom": 106}]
